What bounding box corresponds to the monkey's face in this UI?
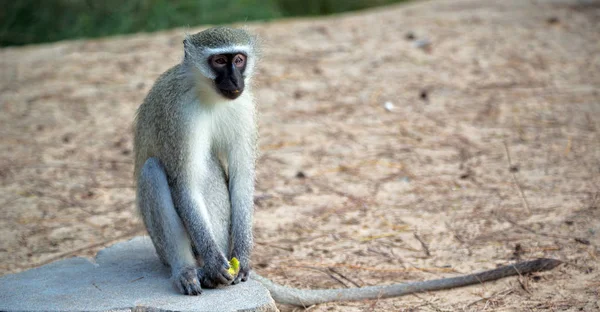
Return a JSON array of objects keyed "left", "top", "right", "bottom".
[{"left": 209, "top": 53, "right": 247, "bottom": 100}]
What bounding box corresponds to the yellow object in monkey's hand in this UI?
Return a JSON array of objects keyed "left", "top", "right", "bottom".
[{"left": 228, "top": 257, "right": 240, "bottom": 276}]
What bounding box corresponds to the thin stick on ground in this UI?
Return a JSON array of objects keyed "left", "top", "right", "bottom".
[
  {"left": 296, "top": 266, "right": 350, "bottom": 288},
  {"left": 328, "top": 267, "right": 361, "bottom": 288},
  {"left": 462, "top": 288, "right": 513, "bottom": 310},
  {"left": 503, "top": 141, "right": 531, "bottom": 214},
  {"left": 414, "top": 232, "right": 431, "bottom": 257}
]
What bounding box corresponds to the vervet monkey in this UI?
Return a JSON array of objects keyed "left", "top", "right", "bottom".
[
  {"left": 135, "top": 27, "right": 257, "bottom": 295},
  {"left": 134, "top": 27, "right": 560, "bottom": 304}
]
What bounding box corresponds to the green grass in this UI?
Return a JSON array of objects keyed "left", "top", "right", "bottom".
[{"left": 0, "top": 0, "right": 409, "bottom": 47}]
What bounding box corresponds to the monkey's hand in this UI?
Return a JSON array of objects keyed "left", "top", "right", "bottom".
[
  {"left": 172, "top": 266, "right": 203, "bottom": 296},
  {"left": 231, "top": 255, "right": 250, "bottom": 284},
  {"left": 198, "top": 252, "right": 234, "bottom": 288}
]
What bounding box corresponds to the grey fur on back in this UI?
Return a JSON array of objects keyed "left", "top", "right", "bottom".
[{"left": 134, "top": 64, "right": 189, "bottom": 182}]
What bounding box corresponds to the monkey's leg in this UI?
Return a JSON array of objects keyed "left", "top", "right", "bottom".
[
  {"left": 170, "top": 175, "right": 234, "bottom": 288},
  {"left": 138, "top": 157, "right": 203, "bottom": 295}
]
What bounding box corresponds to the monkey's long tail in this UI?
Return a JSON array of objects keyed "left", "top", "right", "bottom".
[{"left": 251, "top": 258, "right": 561, "bottom": 306}]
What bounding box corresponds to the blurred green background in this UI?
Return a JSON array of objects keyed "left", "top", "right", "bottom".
[{"left": 0, "top": 0, "right": 408, "bottom": 47}]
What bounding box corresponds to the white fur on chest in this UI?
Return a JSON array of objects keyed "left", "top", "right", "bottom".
[{"left": 185, "top": 95, "right": 254, "bottom": 183}]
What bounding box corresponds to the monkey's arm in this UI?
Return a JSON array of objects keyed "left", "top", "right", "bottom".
[
  {"left": 228, "top": 139, "right": 256, "bottom": 283},
  {"left": 251, "top": 258, "right": 561, "bottom": 306},
  {"left": 171, "top": 184, "right": 234, "bottom": 287}
]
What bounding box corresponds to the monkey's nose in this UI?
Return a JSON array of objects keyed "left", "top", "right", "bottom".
[{"left": 219, "top": 88, "right": 243, "bottom": 100}]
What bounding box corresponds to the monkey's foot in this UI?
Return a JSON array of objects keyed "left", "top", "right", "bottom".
[
  {"left": 232, "top": 265, "right": 250, "bottom": 284},
  {"left": 197, "top": 257, "right": 234, "bottom": 288},
  {"left": 172, "top": 266, "right": 203, "bottom": 295}
]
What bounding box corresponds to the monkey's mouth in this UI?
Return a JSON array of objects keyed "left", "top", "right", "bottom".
[{"left": 219, "top": 88, "right": 243, "bottom": 100}]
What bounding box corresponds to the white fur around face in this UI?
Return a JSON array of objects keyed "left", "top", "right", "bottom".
[{"left": 184, "top": 43, "right": 256, "bottom": 80}]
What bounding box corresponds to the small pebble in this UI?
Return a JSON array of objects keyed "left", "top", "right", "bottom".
[
  {"left": 384, "top": 101, "right": 394, "bottom": 111},
  {"left": 413, "top": 38, "right": 431, "bottom": 50},
  {"left": 546, "top": 16, "right": 560, "bottom": 25}
]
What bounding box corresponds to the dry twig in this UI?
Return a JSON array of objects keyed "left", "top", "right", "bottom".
[{"left": 503, "top": 141, "right": 531, "bottom": 214}]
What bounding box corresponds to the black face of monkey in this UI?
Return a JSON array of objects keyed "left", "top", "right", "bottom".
[{"left": 209, "top": 53, "right": 246, "bottom": 100}]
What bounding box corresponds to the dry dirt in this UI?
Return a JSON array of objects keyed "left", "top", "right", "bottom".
[{"left": 1, "top": 0, "right": 599, "bottom": 311}]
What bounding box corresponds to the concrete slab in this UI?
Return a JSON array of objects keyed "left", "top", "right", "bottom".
[{"left": 0, "top": 237, "right": 278, "bottom": 312}]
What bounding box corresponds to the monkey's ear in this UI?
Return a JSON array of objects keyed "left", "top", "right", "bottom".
[
  {"left": 182, "top": 37, "right": 193, "bottom": 59},
  {"left": 183, "top": 34, "right": 194, "bottom": 47}
]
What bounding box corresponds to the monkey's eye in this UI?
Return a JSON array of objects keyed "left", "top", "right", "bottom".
[
  {"left": 233, "top": 54, "right": 246, "bottom": 67},
  {"left": 212, "top": 56, "right": 227, "bottom": 67}
]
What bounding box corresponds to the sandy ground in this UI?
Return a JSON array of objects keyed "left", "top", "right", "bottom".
[{"left": 1, "top": 0, "right": 599, "bottom": 310}]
